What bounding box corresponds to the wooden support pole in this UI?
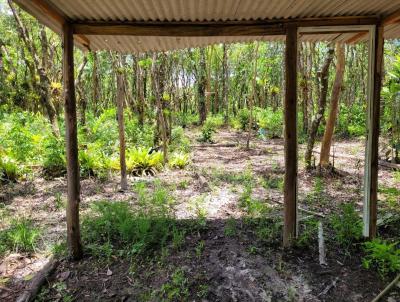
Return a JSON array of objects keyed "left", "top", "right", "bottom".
[
  {"left": 116, "top": 66, "right": 128, "bottom": 191},
  {"left": 283, "top": 24, "right": 298, "bottom": 247},
  {"left": 63, "top": 22, "right": 82, "bottom": 260},
  {"left": 364, "top": 23, "right": 384, "bottom": 238}
]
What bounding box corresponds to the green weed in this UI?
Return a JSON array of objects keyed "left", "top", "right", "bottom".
[
  {"left": 330, "top": 203, "right": 362, "bottom": 249},
  {"left": 363, "top": 239, "right": 400, "bottom": 278},
  {"left": 0, "top": 218, "right": 41, "bottom": 254},
  {"left": 159, "top": 269, "right": 189, "bottom": 301},
  {"left": 169, "top": 152, "right": 190, "bottom": 169}
]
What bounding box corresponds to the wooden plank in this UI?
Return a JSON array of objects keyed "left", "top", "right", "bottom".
[
  {"left": 63, "top": 22, "right": 83, "bottom": 260},
  {"left": 283, "top": 24, "right": 298, "bottom": 248},
  {"left": 366, "top": 23, "right": 384, "bottom": 238},
  {"left": 73, "top": 23, "right": 285, "bottom": 36},
  {"left": 72, "top": 16, "right": 378, "bottom": 37}
]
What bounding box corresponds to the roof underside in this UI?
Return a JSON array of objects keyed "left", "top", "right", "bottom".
[{"left": 15, "top": 0, "right": 400, "bottom": 53}]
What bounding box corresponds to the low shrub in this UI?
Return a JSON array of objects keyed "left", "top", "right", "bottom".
[
  {"left": 0, "top": 156, "right": 19, "bottom": 183},
  {"left": 42, "top": 135, "right": 66, "bottom": 179},
  {"left": 83, "top": 182, "right": 177, "bottom": 257},
  {"left": 169, "top": 126, "right": 190, "bottom": 153},
  {"left": 126, "top": 147, "right": 164, "bottom": 176},
  {"left": 169, "top": 152, "right": 190, "bottom": 169},
  {"left": 330, "top": 203, "right": 362, "bottom": 249},
  {"left": 363, "top": 239, "right": 400, "bottom": 278}
]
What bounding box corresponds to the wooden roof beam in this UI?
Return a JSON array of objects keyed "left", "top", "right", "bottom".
[{"left": 73, "top": 16, "right": 378, "bottom": 37}]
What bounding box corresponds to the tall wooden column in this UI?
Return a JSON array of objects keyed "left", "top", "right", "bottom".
[
  {"left": 283, "top": 24, "right": 298, "bottom": 247},
  {"left": 364, "top": 23, "right": 384, "bottom": 238},
  {"left": 63, "top": 22, "right": 83, "bottom": 259}
]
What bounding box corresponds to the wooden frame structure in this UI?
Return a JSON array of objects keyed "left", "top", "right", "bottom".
[{"left": 13, "top": 0, "right": 397, "bottom": 257}]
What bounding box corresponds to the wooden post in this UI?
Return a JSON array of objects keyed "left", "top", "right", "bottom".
[
  {"left": 283, "top": 24, "right": 298, "bottom": 247},
  {"left": 116, "top": 67, "right": 128, "bottom": 191},
  {"left": 364, "top": 23, "right": 384, "bottom": 238},
  {"left": 63, "top": 22, "right": 82, "bottom": 260}
]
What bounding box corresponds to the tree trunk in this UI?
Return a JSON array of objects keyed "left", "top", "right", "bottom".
[
  {"left": 247, "top": 42, "right": 259, "bottom": 149},
  {"left": 136, "top": 54, "right": 145, "bottom": 126},
  {"left": 222, "top": 44, "right": 229, "bottom": 123},
  {"left": 92, "top": 51, "right": 100, "bottom": 114},
  {"left": 198, "top": 48, "right": 207, "bottom": 124},
  {"left": 116, "top": 62, "right": 128, "bottom": 191},
  {"left": 76, "top": 56, "right": 88, "bottom": 128},
  {"left": 151, "top": 53, "right": 168, "bottom": 164},
  {"left": 320, "top": 44, "right": 345, "bottom": 168},
  {"left": 305, "top": 46, "right": 335, "bottom": 169}
]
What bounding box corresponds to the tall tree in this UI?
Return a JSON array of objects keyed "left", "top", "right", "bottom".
[
  {"left": 8, "top": 1, "right": 59, "bottom": 136},
  {"left": 198, "top": 48, "right": 207, "bottom": 124},
  {"left": 222, "top": 44, "right": 229, "bottom": 123},
  {"left": 320, "top": 44, "right": 345, "bottom": 168},
  {"left": 305, "top": 46, "right": 335, "bottom": 169}
]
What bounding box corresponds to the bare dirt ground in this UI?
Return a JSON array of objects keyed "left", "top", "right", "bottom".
[{"left": 1, "top": 128, "right": 399, "bottom": 301}]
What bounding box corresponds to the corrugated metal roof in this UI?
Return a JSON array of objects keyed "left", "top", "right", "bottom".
[
  {"left": 14, "top": 0, "right": 400, "bottom": 53},
  {"left": 48, "top": 0, "right": 399, "bottom": 22}
]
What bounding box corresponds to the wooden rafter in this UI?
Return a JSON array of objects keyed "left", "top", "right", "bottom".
[
  {"left": 346, "top": 6, "right": 400, "bottom": 43},
  {"left": 72, "top": 16, "right": 378, "bottom": 37}
]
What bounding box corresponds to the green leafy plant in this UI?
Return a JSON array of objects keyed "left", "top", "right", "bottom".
[
  {"left": 363, "top": 239, "right": 400, "bottom": 278},
  {"left": 169, "top": 152, "right": 190, "bottom": 169},
  {"left": 0, "top": 156, "right": 19, "bottom": 183},
  {"left": 330, "top": 203, "right": 362, "bottom": 249},
  {"left": 159, "top": 269, "right": 189, "bottom": 301},
  {"left": 42, "top": 135, "right": 66, "bottom": 179},
  {"left": 296, "top": 218, "right": 319, "bottom": 248},
  {"left": 224, "top": 217, "right": 237, "bottom": 237},
  {"left": 126, "top": 147, "right": 164, "bottom": 176},
  {"left": 169, "top": 126, "right": 190, "bottom": 153}
]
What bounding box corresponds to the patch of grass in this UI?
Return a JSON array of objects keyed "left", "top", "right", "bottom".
[
  {"left": 262, "top": 175, "right": 283, "bottom": 191},
  {"left": 239, "top": 182, "right": 270, "bottom": 217},
  {"left": 177, "top": 180, "right": 189, "bottom": 190},
  {"left": 379, "top": 186, "right": 400, "bottom": 209},
  {"left": 363, "top": 239, "right": 400, "bottom": 278},
  {"left": 0, "top": 156, "right": 20, "bottom": 183},
  {"left": 296, "top": 218, "right": 319, "bottom": 248},
  {"left": 196, "top": 284, "right": 209, "bottom": 299},
  {"left": 158, "top": 268, "right": 189, "bottom": 301},
  {"left": 306, "top": 176, "right": 327, "bottom": 205},
  {"left": 224, "top": 217, "right": 237, "bottom": 237},
  {"left": 0, "top": 218, "right": 41, "bottom": 254},
  {"left": 54, "top": 192, "right": 65, "bottom": 210},
  {"left": 210, "top": 168, "right": 253, "bottom": 186},
  {"left": 247, "top": 216, "right": 282, "bottom": 245},
  {"left": 195, "top": 240, "right": 205, "bottom": 258},
  {"left": 330, "top": 203, "right": 362, "bottom": 250},
  {"left": 394, "top": 171, "right": 400, "bottom": 183},
  {"left": 171, "top": 227, "right": 186, "bottom": 250},
  {"left": 83, "top": 181, "right": 177, "bottom": 258}
]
